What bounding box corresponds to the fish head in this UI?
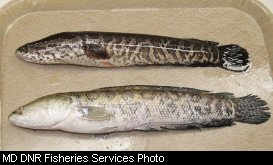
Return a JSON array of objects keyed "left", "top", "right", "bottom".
[
  {"left": 8, "top": 94, "right": 72, "bottom": 130},
  {"left": 16, "top": 43, "right": 44, "bottom": 63},
  {"left": 15, "top": 32, "right": 82, "bottom": 64}
]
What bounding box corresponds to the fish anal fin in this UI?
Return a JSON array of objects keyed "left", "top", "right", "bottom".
[
  {"left": 160, "top": 124, "right": 201, "bottom": 130},
  {"left": 98, "top": 60, "right": 117, "bottom": 67},
  {"left": 136, "top": 123, "right": 204, "bottom": 131},
  {"left": 135, "top": 124, "right": 163, "bottom": 131},
  {"left": 78, "top": 106, "right": 113, "bottom": 121}
]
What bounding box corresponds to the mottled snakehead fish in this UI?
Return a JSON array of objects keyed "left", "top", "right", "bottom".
[
  {"left": 9, "top": 85, "right": 269, "bottom": 134},
  {"left": 16, "top": 32, "right": 250, "bottom": 72}
]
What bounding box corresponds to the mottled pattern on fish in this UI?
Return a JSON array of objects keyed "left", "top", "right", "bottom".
[
  {"left": 16, "top": 32, "right": 250, "bottom": 71},
  {"left": 9, "top": 86, "right": 270, "bottom": 134}
]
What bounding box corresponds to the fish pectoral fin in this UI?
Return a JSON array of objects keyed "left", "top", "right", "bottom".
[{"left": 78, "top": 106, "right": 113, "bottom": 121}]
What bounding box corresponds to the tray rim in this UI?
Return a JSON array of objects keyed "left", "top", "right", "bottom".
[{"left": 1, "top": 0, "right": 273, "bottom": 150}]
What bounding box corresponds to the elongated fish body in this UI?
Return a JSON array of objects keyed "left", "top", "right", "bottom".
[
  {"left": 9, "top": 86, "right": 270, "bottom": 134},
  {"left": 16, "top": 32, "right": 250, "bottom": 72}
]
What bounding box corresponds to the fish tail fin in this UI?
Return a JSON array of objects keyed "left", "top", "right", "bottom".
[
  {"left": 234, "top": 95, "right": 270, "bottom": 124},
  {"left": 218, "top": 44, "right": 250, "bottom": 72}
]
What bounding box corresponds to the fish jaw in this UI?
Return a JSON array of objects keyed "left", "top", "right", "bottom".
[
  {"left": 8, "top": 107, "right": 29, "bottom": 128},
  {"left": 9, "top": 94, "right": 72, "bottom": 130}
]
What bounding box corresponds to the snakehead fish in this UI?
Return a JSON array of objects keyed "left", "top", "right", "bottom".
[
  {"left": 16, "top": 32, "right": 250, "bottom": 72},
  {"left": 9, "top": 85, "right": 270, "bottom": 134}
]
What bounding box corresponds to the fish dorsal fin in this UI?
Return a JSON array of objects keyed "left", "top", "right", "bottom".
[
  {"left": 93, "top": 85, "right": 210, "bottom": 94},
  {"left": 185, "top": 39, "right": 219, "bottom": 47},
  {"left": 78, "top": 106, "right": 113, "bottom": 121},
  {"left": 214, "top": 92, "right": 235, "bottom": 98},
  {"left": 172, "top": 87, "right": 210, "bottom": 93}
]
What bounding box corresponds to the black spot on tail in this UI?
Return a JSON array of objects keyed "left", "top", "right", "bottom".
[{"left": 218, "top": 44, "right": 250, "bottom": 72}]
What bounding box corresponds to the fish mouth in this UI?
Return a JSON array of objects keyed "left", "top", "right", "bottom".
[
  {"left": 8, "top": 107, "right": 24, "bottom": 125},
  {"left": 16, "top": 49, "right": 28, "bottom": 61},
  {"left": 16, "top": 45, "right": 27, "bottom": 56},
  {"left": 8, "top": 108, "right": 38, "bottom": 129}
]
